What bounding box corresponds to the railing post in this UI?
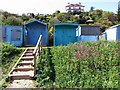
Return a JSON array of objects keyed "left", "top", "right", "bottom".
[
  {"left": 33, "top": 35, "right": 42, "bottom": 77},
  {"left": 38, "top": 43, "right": 40, "bottom": 56},
  {"left": 34, "top": 54, "right": 36, "bottom": 76},
  {"left": 40, "top": 39, "right": 42, "bottom": 53}
]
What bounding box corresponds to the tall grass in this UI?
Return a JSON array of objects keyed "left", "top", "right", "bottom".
[
  {"left": 1, "top": 43, "right": 24, "bottom": 88},
  {"left": 36, "top": 41, "right": 119, "bottom": 88}
]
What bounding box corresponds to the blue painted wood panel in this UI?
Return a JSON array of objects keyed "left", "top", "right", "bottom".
[
  {"left": 6, "top": 26, "right": 23, "bottom": 46},
  {"left": 25, "top": 20, "right": 48, "bottom": 46},
  {"left": 116, "top": 26, "right": 120, "bottom": 41},
  {"left": 54, "top": 23, "right": 79, "bottom": 46},
  {"left": 80, "top": 35, "right": 99, "bottom": 42}
]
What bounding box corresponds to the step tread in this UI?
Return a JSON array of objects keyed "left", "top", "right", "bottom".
[
  {"left": 9, "top": 74, "right": 33, "bottom": 77},
  {"left": 17, "top": 65, "right": 33, "bottom": 68},
  {"left": 27, "top": 49, "right": 34, "bottom": 50},
  {"left": 20, "top": 61, "right": 34, "bottom": 63},
  {"left": 14, "top": 67, "right": 34, "bottom": 69},
  {"left": 13, "top": 67, "right": 34, "bottom": 71},
  {"left": 23, "top": 53, "right": 33, "bottom": 56},
  {"left": 22, "top": 56, "right": 34, "bottom": 58},
  {"left": 11, "top": 70, "right": 34, "bottom": 76},
  {"left": 21, "top": 56, "right": 34, "bottom": 59},
  {"left": 26, "top": 51, "right": 34, "bottom": 52}
]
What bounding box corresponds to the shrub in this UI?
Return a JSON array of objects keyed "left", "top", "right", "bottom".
[
  {"left": 35, "top": 47, "right": 55, "bottom": 88},
  {"left": 1, "top": 43, "right": 23, "bottom": 77},
  {"left": 36, "top": 41, "right": 119, "bottom": 88},
  {"left": 2, "top": 43, "right": 22, "bottom": 65}
]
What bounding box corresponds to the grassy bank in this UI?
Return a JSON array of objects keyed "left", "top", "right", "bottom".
[
  {"left": 0, "top": 43, "right": 24, "bottom": 88},
  {"left": 36, "top": 41, "right": 119, "bottom": 88}
]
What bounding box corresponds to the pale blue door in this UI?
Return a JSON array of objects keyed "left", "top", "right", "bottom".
[{"left": 6, "top": 26, "right": 23, "bottom": 46}]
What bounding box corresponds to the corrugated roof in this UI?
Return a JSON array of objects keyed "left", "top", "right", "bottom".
[{"left": 108, "top": 24, "right": 120, "bottom": 29}]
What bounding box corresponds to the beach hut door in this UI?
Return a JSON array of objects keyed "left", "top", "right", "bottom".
[{"left": 76, "top": 26, "right": 81, "bottom": 40}]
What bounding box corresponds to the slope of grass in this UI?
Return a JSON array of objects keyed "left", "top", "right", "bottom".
[
  {"left": 36, "top": 41, "right": 119, "bottom": 88},
  {"left": 0, "top": 43, "right": 24, "bottom": 88}
]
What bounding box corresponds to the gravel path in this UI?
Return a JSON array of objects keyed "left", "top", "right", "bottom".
[{"left": 6, "top": 80, "right": 35, "bottom": 88}]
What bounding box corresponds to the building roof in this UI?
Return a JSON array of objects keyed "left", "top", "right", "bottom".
[
  {"left": 107, "top": 24, "right": 120, "bottom": 29},
  {"left": 25, "top": 19, "right": 47, "bottom": 26},
  {"left": 66, "top": 4, "right": 85, "bottom": 7},
  {"left": 54, "top": 22, "right": 80, "bottom": 26}
]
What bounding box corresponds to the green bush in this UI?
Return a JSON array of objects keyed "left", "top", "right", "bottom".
[
  {"left": 36, "top": 41, "right": 119, "bottom": 88},
  {"left": 1, "top": 43, "right": 23, "bottom": 88},
  {"left": 2, "top": 43, "right": 22, "bottom": 64},
  {"left": 1, "top": 43, "right": 23, "bottom": 78},
  {"left": 35, "top": 47, "right": 55, "bottom": 88}
]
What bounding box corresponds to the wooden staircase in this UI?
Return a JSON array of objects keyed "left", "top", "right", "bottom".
[{"left": 7, "top": 35, "right": 42, "bottom": 82}]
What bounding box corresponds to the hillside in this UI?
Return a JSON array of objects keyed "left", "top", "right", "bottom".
[
  {"left": 1, "top": 9, "right": 120, "bottom": 32},
  {"left": 35, "top": 41, "right": 119, "bottom": 88}
]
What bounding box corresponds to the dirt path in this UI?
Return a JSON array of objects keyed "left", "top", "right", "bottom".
[{"left": 6, "top": 80, "right": 35, "bottom": 88}]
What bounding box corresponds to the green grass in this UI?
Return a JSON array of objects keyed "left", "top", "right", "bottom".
[
  {"left": 0, "top": 43, "right": 25, "bottom": 88},
  {"left": 36, "top": 40, "right": 119, "bottom": 88}
]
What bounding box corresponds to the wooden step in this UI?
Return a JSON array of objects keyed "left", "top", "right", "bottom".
[
  {"left": 19, "top": 60, "right": 33, "bottom": 64},
  {"left": 27, "top": 49, "right": 34, "bottom": 51},
  {"left": 13, "top": 67, "right": 34, "bottom": 71},
  {"left": 23, "top": 53, "right": 33, "bottom": 56},
  {"left": 9, "top": 74, "right": 33, "bottom": 80},
  {"left": 21, "top": 56, "right": 34, "bottom": 60},
  {"left": 18, "top": 61, "right": 34, "bottom": 66},
  {"left": 23, "top": 55, "right": 34, "bottom": 57},
  {"left": 17, "top": 65, "right": 33, "bottom": 68},
  {"left": 12, "top": 70, "right": 34, "bottom": 76},
  {"left": 26, "top": 49, "right": 34, "bottom": 53},
  {"left": 26, "top": 51, "right": 33, "bottom": 53},
  {"left": 18, "top": 62, "right": 33, "bottom": 65}
]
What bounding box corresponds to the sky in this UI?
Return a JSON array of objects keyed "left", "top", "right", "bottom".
[{"left": 0, "top": 0, "right": 119, "bottom": 15}]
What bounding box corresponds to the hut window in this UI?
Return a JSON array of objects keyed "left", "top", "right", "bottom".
[{"left": 11, "top": 29, "right": 21, "bottom": 41}]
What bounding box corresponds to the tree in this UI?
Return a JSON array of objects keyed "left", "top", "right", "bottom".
[
  {"left": 90, "top": 6, "right": 95, "bottom": 11},
  {"left": 5, "top": 16, "right": 23, "bottom": 25},
  {"left": 108, "top": 14, "right": 117, "bottom": 22},
  {"left": 27, "top": 13, "right": 35, "bottom": 18},
  {"left": 49, "top": 17, "right": 60, "bottom": 28},
  {"left": 96, "top": 9, "right": 103, "bottom": 18},
  {"left": 21, "top": 13, "right": 30, "bottom": 21}
]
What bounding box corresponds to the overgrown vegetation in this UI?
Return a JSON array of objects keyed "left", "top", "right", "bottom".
[
  {"left": 1, "top": 9, "right": 119, "bottom": 29},
  {"left": 36, "top": 41, "right": 119, "bottom": 88},
  {"left": 1, "top": 8, "right": 120, "bottom": 45},
  {"left": 0, "top": 43, "right": 24, "bottom": 88},
  {"left": 35, "top": 47, "right": 55, "bottom": 88}
]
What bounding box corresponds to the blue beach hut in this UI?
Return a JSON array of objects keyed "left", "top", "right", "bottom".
[
  {"left": 78, "top": 26, "right": 101, "bottom": 42},
  {"left": 54, "top": 23, "right": 79, "bottom": 46},
  {"left": 5, "top": 26, "right": 23, "bottom": 46},
  {"left": 24, "top": 20, "right": 48, "bottom": 46}
]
